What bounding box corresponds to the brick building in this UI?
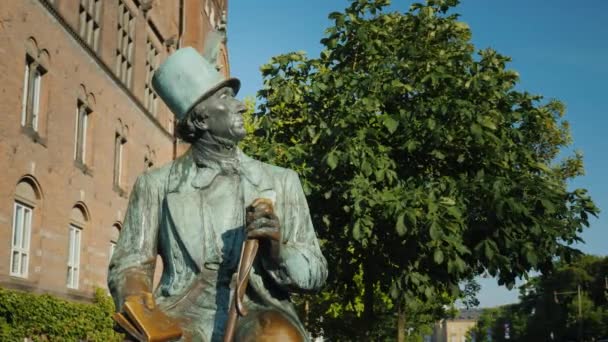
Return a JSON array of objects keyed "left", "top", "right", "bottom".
[{"left": 0, "top": 0, "right": 230, "bottom": 302}]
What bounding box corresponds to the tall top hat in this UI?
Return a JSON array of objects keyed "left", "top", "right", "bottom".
[{"left": 152, "top": 36, "right": 240, "bottom": 120}]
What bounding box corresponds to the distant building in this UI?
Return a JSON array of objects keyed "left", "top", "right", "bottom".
[
  {"left": 0, "top": 0, "right": 229, "bottom": 302},
  {"left": 429, "top": 309, "right": 482, "bottom": 342}
]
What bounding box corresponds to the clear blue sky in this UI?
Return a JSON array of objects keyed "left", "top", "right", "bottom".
[{"left": 227, "top": 0, "right": 608, "bottom": 308}]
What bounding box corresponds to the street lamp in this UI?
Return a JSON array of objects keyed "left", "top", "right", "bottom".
[{"left": 553, "top": 285, "right": 582, "bottom": 341}]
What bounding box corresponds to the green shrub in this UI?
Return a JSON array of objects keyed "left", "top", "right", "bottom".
[{"left": 0, "top": 287, "right": 123, "bottom": 342}]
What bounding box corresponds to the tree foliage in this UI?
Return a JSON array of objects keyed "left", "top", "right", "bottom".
[
  {"left": 471, "top": 255, "right": 608, "bottom": 341},
  {"left": 244, "top": 0, "right": 598, "bottom": 337}
]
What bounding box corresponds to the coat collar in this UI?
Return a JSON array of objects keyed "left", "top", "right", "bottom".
[
  {"left": 164, "top": 148, "right": 275, "bottom": 272},
  {"left": 167, "top": 148, "right": 272, "bottom": 193}
]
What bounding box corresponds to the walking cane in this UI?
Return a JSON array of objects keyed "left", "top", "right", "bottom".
[
  {"left": 224, "top": 197, "right": 275, "bottom": 341},
  {"left": 223, "top": 236, "right": 259, "bottom": 342},
  {"left": 223, "top": 197, "right": 304, "bottom": 342}
]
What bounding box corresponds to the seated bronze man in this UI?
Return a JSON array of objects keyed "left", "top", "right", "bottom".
[{"left": 108, "top": 46, "right": 327, "bottom": 341}]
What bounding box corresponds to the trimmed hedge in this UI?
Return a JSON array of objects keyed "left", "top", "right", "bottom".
[{"left": 0, "top": 287, "right": 123, "bottom": 342}]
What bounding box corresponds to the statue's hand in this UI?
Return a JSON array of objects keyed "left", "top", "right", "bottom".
[
  {"left": 246, "top": 198, "right": 281, "bottom": 261},
  {"left": 246, "top": 198, "right": 280, "bottom": 241},
  {"left": 120, "top": 292, "right": 183, "bottom": 341}
]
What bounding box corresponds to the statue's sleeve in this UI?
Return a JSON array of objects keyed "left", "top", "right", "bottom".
[
  {"left": 107, "top": 173, "right": 160, "bottom": 311},
  {"left": 263, "top": 170, "right": 328, "bottom": 292}
]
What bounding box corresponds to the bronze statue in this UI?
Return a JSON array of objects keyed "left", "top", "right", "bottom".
[{"left": 108, "top": 43, "right": 327, "bottom": 342}]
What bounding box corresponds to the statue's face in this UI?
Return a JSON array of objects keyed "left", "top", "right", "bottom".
[{"left": 199, "top": 86, "right": 247, "bottom": 143}]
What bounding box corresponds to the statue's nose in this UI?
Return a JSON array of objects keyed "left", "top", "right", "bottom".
[{"left": 235, "top": 101, "right": 247, "bottom": 114}]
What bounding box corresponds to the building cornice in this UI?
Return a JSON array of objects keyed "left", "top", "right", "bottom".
[{"left": 37, "top": 0, "right": 174, "bottom": 140}]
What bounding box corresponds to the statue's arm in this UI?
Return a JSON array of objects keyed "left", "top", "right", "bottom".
[
  {"left": 262, "top": 170, "right": 328, "bottom": 292},
  {"left": 108, "top": 173, "right": 160, "bottom": 311}
]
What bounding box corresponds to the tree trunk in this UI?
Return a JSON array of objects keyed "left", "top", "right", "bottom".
[
  {"left": 363, "top": 261, "right": 375, "bottom": 334},
  {"left": 397, "top": 302, "right": 406, "bottom": 342}
]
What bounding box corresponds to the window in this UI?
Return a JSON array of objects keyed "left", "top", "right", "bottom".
[
  {"left": 113, "top": 132, "right": 126, "bottom": 188},
  {"left": 209, "top": 6, "right": 216, "bottom": 29},
  {"left": 11, "top": 178, "right": 42, "bottom": 279},
  {"left": 144, "top": 145, "right": 156, "bottom": 171},
  {"left": 74, "top": 101, "right": 91, "bottom": 165},
  {"left": 168, "top": 117, "right": 174, "bottom": 135},
  {"left": 10, "top": 202, "right": 32, "bottom": 278},
  {"left": 217, "top": 45, "right": 228, "bottom": 76},
  {"left": 67, "top": 224, "right": 82, "bottom": 289},
  {"left": 67, "top": 205, "right": 88, "bottom": 289},
  {"left": 109, "top": 241, "right": 116, "bottom": 261},
  {"left": 144, "top": 35, "right": 159, "bottom": 115},
  {"left": 114, "top": 120, "right": 128, "bottom": 192},
  {"left": 74, "top": 86, "right": 95, "bottom": 171},
  {"left": 109, "top": 223, "right": 121, "bottom": 262},
  {"left": 116, "top": 1, "right": 135, "bottom": 87},
  {"left": 204, "top": 0, "right": 210, "bottom": 17},
  {"left": 22, "top": 38, "right": 50, "bottom": 140},
  {"left": 203, "top": 0, "right": 218, "bottom": 29},
  {"left": 21, "top": 55, "right": 46, "bottom": 132},
  {"left": 144, "top": 155, "right": 154, "bottom": 170},
  {"left": 78, "top": 0, "right": 102, "bottom": 50}
]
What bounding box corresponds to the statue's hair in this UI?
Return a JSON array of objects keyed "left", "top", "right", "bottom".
[{"left": 175, "top": 101, "right": 208, "bottom": 143}]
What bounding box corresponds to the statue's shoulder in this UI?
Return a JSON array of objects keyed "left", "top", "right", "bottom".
[
  {"left": 129, "top": 162, "right": 171, "bottom": 192},
  {"left": 135, "top": 154, "right": 185, "bottom": 189},
  {"left": 240, "top": 153, "right": 295, "bottom": 178},
  {"left": 259, "top": 159, "right": 294, "bottom": 176},
  {"left": 143, "top": 161, "right": 174, "bottom": 179}
]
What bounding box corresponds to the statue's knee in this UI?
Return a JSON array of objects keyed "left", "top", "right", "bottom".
[{"left": 234, "top": 310, "right": 304, "bottom": 342}]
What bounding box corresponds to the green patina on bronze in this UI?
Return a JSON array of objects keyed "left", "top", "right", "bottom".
[{"left": 108, "top": 42, "right": 327, "bottom": 342}]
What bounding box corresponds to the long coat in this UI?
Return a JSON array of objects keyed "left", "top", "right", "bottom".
[{"left": 108, "top": 149, "right": 328, "bottom": 341}]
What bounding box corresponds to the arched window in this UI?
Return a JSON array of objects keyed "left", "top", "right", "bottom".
[
  {"left": 11, "top": 177, "right": 42, "bottom": 278},
  {"left": 67, "top": 203, "right": 89, "bottom": 289},
  {"left": 144, "top": 145, "right": 156, "bottom": 171},
  {"left": 109, "top": 222, "right": 121, "bottom": 262},
  {"left": 22, "top": 37, "right": 50, "bottom": 137},
  {"left": 113, "top": 119, "right": 128, "bottom": 193},
  {"left": 74, "top": 85, "right": 95, "bottom": 170}
]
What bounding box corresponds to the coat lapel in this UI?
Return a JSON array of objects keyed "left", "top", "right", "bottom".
[
  {"left": 239, "top": 151, "right": 276, "bottom": 208},
  {"left": 164, "top": 149, "right": 276, "bottom": 272},
  {"left": 165, "top": 150, "right": 206, "bottom": 271}
]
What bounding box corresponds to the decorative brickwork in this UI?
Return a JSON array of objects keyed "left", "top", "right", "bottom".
[{"left": 0, "top": 0, "right": 229, "bottom": 301}]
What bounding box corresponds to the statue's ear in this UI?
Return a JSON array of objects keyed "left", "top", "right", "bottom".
[
  {"left": 193, "top": 120, "right": 208, "bottom": 131},
  {"left": 190, "top": 105, "right": 209, "bottom": 131},
  {"left": 192, "top": 115, "right": 208, "bottom": 131}
]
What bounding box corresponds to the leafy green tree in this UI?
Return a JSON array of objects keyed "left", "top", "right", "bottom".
[
  {"left": 245, "top": 0, "right": 598, "bottom": 338},
  {"left": 471, "top": 255, "right": 608, "bottom": 341},
  {"left": 521, "top": 255, "right": 608, "bottom": 341},
  {"left": 469, "top": 305, "right": 528, "bottom": 342}
]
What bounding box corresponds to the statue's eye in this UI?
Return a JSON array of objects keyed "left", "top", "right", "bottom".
[{"left": 219, "top": 89, "right": 232, "bottom": 99}]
